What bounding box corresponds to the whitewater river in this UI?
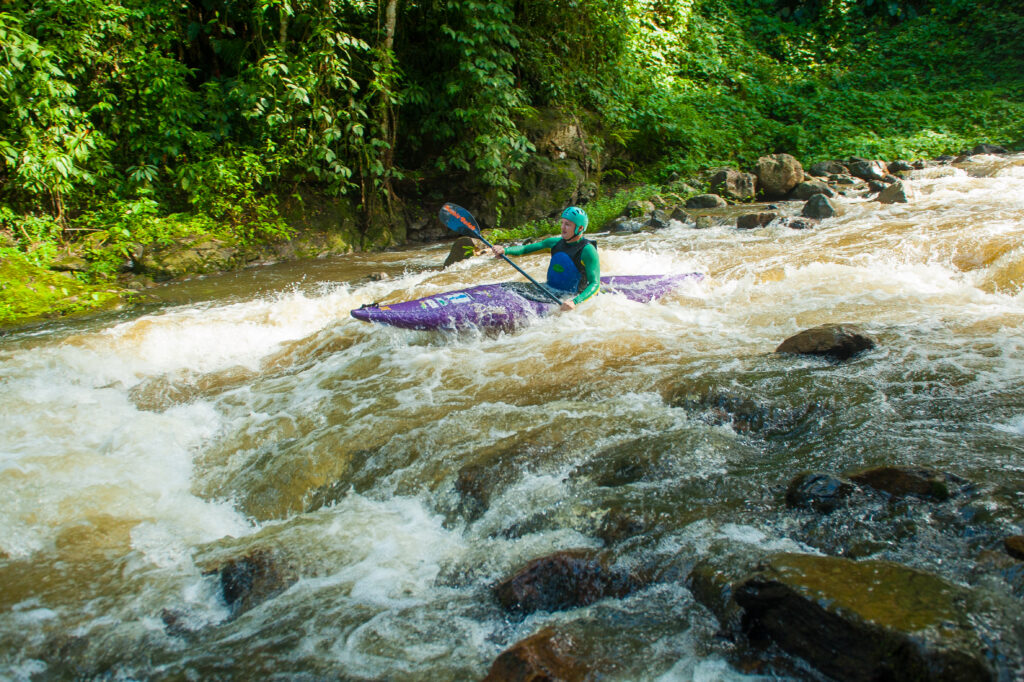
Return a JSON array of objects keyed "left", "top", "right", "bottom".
[{"left": 2, "top": 155, "right": 1023, "bottom": 679}]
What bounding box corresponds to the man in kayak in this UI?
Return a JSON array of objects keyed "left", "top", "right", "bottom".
[{"left": 490, "top": 206, "right": 599, "bottom": 312}]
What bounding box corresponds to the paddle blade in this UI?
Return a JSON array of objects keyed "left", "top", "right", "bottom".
[{"left": 439, "top": 203, "right": 481, "bottom": 237}]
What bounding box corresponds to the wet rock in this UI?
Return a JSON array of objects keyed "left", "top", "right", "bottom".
[
  {"left": 801, "top": 194, "right": 839, "bottom": 220},
  {"left": 877, "top": 180, "right": 913, "bottom": 204},
  {"left": 1006, "top": 535, "right": 1024, "bottom": 560},
  {"left": 693, "top": 215, "right": 713, "bottom": 229},
  {"left": 936, "top": 154, "right": 957, "bottom": 164},
  {"left": 786, "top": 471, "right": 856, "bottom": 513},
  {"left": 847, "top": 465, "right": 955, "bottom": 501},
  {"left": 789, "top": 180, "right": 835, "bottom": 201},
  {"left": 777, "top": 217, "right": 818, "bottom": 230},
  {"left": 847, "top": 159, "right": 889, "bottom": 182},
  {"left": 596, "top": 509, "right": 647, "bottom": 545},
  {"left": 624, "top": 200, "right": 656, "bottom": 219},
  {"left": 754, "top": 154, "right": 804, "bottom": 198},
  {"left": 971, "top": 550, "right": 1024, "bottom": 600},
  {"left": 493, "top": 550, "right": 643, "bottom": 615},
  {"left": 442, "top": 236, "right": 482, "bottom": 268},
  {"left": 645, "top": 209, "right": 672, "bottom": 229},
  {"left": 709, "top": 168, "right": 757, "bottom": 201},
  {"left": 882, "top": 174, "right": 900, "bottom": 184},
  {"left": 828, "top": 173, "right": 860, "bottom": 185},
  {"left": 736, "top": 212, "right": 778, "bottom": 230},
  {"left": 206, "top": 548, "right": 297, "bottom": 617},
  {"left": 809, "top": 160, "right": 848, "bottom": 177},
  {"left": 685, "top": 193, "right": 728, "bottom": 209},
  {"left": 971, "top": 143, "right": 1007, "bottom": 155},
  {"left": 735, "top": 553, "right": 993, "bottom": 682},
  {"left": 775, "top": 323, "right": 875, "bottom": 361},
  {"left": 483, "top": 628, "right": 590, "bottom": 682},
  {"left": 669, "top": 206, "right": 690, "bottom": 223},
  {"left": 669, "top": 386, "right": 826, "bottom": 439},
  {"left": 366, "top": 271, "right": 389, "bottom": 281},
  {"left": 608, "top": 216, "right": 645, "bottom": 234},
  {"left": 688, "top": 553, "right": 763, "bottom": 633},
  {"left": 888, "top": 159, "right": 915, "bottom": 172},
  {"left": 454, "top": 442, "right": 551, "bottom": 522},
  {"left": 867, "top": 180, "right": 888, "bottom": 194}
]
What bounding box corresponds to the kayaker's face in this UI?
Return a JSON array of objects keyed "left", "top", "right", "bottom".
[{"left": 560, "top": 218, "right": 578, "bottom": 240}]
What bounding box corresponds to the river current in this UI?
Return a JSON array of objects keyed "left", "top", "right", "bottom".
[{"left": 2, "top": 155, "right": 1023, "bottom": 679}]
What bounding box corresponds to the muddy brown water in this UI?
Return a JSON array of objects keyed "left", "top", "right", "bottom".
[{"left": 2, "top": 155, "right": 1024, "bottom": 679}]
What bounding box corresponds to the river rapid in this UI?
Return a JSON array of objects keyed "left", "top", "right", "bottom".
[{"left": 2, "top": 155, "right": 1024, "bottom": 680}]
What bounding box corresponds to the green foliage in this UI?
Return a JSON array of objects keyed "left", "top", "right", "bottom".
[{"left": 490, "top": 184, "right": 660, "bottom": 241}]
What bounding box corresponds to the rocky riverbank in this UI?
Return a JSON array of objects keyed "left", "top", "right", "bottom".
[{"left": 1, "top": 139, "right": 1013, "bottom": 331}]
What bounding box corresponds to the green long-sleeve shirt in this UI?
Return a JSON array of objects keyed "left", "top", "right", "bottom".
[{"left": 504, "top": 237, "right": 600, "bottom": 305}]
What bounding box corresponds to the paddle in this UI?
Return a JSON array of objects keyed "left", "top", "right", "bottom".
[{"left": 439, "top": 203, "right": 564, "bottom": 306}]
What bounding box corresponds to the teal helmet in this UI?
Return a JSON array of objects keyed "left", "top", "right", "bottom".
[{"left": 561, "top": 206, "right": 589, "bottom": 236}]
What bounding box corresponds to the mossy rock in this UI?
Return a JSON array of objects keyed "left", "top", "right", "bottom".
[
  {"left": 0, "top": 256, "right": 126, "bottom": 329},
  {"left": 735, "top": 553, "right": 993, "bottom": 681}
]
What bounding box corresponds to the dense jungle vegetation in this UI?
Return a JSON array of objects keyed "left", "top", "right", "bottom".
[{"left": 1, "top": 0, "right": 1022, "bottom": 323}]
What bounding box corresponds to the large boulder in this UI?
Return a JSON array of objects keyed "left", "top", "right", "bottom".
[
  {"left": 776, "top": 323, "right": 876, "bottom": 361},
  {"left": 735, "top": 553, "right": 994, "bottom": 682},
  {"left": 754, "top": 153, "right": 804, "bottom": 198},
  {"left": 709, "top": 168, "right": 757, "bottom": 201}
]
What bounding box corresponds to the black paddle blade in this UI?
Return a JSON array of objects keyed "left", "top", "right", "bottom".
[{"left": 439, "top": 203, "right": 481, "bottom": 237}]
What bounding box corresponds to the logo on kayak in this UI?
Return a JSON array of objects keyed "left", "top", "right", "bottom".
[{"left": 420, "top": 292, "right": 473, "bottom": 309}]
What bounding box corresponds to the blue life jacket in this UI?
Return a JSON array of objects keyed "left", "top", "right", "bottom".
[{"left": 547, "top": 238, "right": 596, "bottom": 292}]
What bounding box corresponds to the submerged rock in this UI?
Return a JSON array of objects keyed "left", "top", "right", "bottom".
[
  {"left": 1006, "top": 535, "right": 1024, "bottom": 561},
  {"left": 736, "top": 212, "right": 778, "bottom": 230},
  {"left": 777, "top": 216, "right": 818, "bottom": 230},
  {"left": 493, "top": 550, "right": 644, "bottom": 615},
  {"left": 206, "top": 548, "right": 297, "bottom": 618},
  {"left": 847, "top": 465, "right": 957, "bottom": 501},
  {"left": 786, "top": 471, "right": 857, "bottom": 513},
  {"left": 483, "top": 628, "right": 590, "bottom": 682},
  {"left": 776, "top": 323, "right": 875, "bottom": 361},
  {"left": 734, "top": 553, "right": 993, "bottom": 682}
]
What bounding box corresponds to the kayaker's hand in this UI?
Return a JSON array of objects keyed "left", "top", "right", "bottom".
[
  {"left": 491, "top": 245, "right": 505, "bottom": 258},
  {"left": 560, "top": 299, "right": 576, "bottom": 312}
]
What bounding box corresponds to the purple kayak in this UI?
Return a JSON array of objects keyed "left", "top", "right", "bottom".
[{"left": 351, "top": 274, "right": 701, "bottom": 331}]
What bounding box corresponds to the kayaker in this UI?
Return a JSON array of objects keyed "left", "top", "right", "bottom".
[{"left": 490, "top": 206, "right": 599, "bottom": 312}]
